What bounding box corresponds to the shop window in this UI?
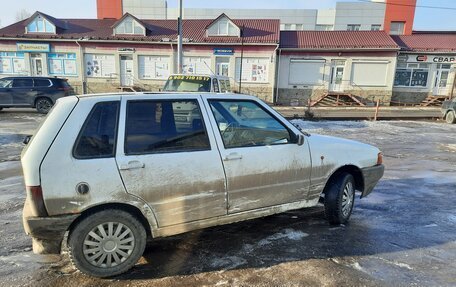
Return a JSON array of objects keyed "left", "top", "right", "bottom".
[
  {"left": 48, "top": 53, "right": 77, "bottom": 76},
  {"left": 0, "top": 52, "right": 26, "bottom": 74},
  {"left": 114, "top": 16, "right": 146, "bottom": 35},
  {"left": 138, "top": 56, "right": 170, "bottom": 79},
  {"left": 183, "top": 57, "right": 212, "bottom": 75},
  {"left": 394, "top": 63, "right": 429, "bottom": 87},
  {"left": 84, "top": 54, "right": 116, "bottom": 78},
  {"left": 235, "top": 57, "right": 269, "bottom": 83},
  {"left": 390, "top": 22, "right": 405, "bottom": 35},
  {"left": 347, "top": 24, "right": 361, "bottom": 31},
  {"left": 26, "top": 15, "right": 56, "bottom": 33}
]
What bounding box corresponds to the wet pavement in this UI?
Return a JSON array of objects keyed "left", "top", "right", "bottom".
[{"left": 0, "top": 109, "right": 455, "bottom": 286}]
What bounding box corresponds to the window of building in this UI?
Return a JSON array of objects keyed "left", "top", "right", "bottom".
[
  {"left": 125, "top": 100, "right": 210, "bottom": 155},
  {"left": 48, "top": 53, "right": 77, "bottom": 76},
  {"left": 0, "top": 52, "right": 26, "bottom": 74},
  {"left": 315, "top": 25, "right": 333, "bottom": 31},
  {"left": 209, "top": 100, "right": 291, "bottom": 149},
  {"left": 347, "top": 24, "right": 361, "bottom": 31},
  {"left": 84, "top": 54, "right": 116, "bottom": 78},
  {"left": 183, "top": 57, "right": 212, "bottom": 74},
  {"left": 371, "top": 24, "right": 381, "bottom": 31},
  {"left": 390, "top": 21, "right": 405, "bottom": 35},
  {"left": 207, "top": 17, "right": 240, "bottom": 36},
  {"left": 295, "top": 24, "right": 304, "bottom": 30},
  {"left": 73, "top": 102, "right": 120, "bottom": 159},
  {"left": 235, "top": 57, "right": 269, "bottom": 83},
  {"left": 394, "top": 63, "right": 429, "bottom": 87},
  {"left": 138, "top": 55, "right": 170, "bottom": 79},
  {"left": 289, "top": 59, "right": 325, "bottom": 85},
  {"left": 284, "top": 24, "right": 292, "bottom": 30},
  {"left": 26, "top": 15, "right": 56, "bottom": 33},
  {"left": 351, "top": 61, "right": 389, "bottom": 86},
  {"left": 114, "top": 16, "right": 146, "bottom": 35}
]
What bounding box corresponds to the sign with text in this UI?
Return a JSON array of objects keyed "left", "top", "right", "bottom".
[
  {"left": 408, "top": 54, "right": 455, "bottom": 63},
  {"left": 17, "top": 43, "right": 50, "bottom": 52},
  {"left": 214, "top": 48, "right": 234, "bottom": 55}
]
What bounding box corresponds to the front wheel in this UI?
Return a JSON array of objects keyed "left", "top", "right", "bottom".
[
  {"left": 324, "top": 173, "right": 355, "bottom": 225},
  {"left": 35, "top": 98, "right": 53, "bottom": 114},
  {"left": 68, "top": 209, "right": 147, "bottom": 278},
  {"left": 445, "top": 111, "right": 456, "bottom": 124}
]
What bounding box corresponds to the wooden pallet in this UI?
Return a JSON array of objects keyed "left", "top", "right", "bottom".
[
  {"left": 311, "top": 93, "right": 366, "bottom": 107},
  {"left": 420, "top": 95, "right": 449, "bottom": 107}
]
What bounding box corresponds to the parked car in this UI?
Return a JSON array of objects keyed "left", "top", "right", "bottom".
[
  {"left": 163, "top": 74, "right": 231, "bottom": 93},
  {"left": 21, "top": 92, "right": 384, "bottom": 277},
  {"left": 0, "top": 76, "right": 73, "bottom": 113},
  {"left": 441, "top": 97, "right": 456, "bottom": 124}
]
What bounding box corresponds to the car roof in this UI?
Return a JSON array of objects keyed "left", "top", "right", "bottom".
[
  {"left": 168, "top": 74, "right": 230, "bottom": 80},
  {"left": 0, "top": 76, "right": 65, "bottom": 81},
  {"left": 77, "top": 92, "right": 255, "bottom": 100}
]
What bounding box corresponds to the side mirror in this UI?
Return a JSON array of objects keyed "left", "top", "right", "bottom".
[
  {"left": 297, "top": 134, "right": 305, "bottom": 146},
  {"left": 23, "top": 135, "right": 32, "bottom": 145}
]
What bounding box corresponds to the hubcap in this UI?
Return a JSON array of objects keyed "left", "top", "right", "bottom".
[
  {"left": 37, "top": 100, "right": 51, "bottom": 112},
  {"left": 341, "top": 181, "right": 354, "bottom": 217},
  {"left": 83, "top": 222, "right": 135, "bottom": 268}
]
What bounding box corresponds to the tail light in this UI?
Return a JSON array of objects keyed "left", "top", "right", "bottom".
[{"left": 26, "top": 186, "right": 48, "bottom": 217}]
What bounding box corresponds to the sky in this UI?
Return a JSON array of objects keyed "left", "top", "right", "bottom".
[{"left": 0, "top": 0, "right": 455, "bottom": 31}]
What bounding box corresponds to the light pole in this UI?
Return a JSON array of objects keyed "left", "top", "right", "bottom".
[{"left": 177, "top": 0, "right": 183, "bottom": 73}]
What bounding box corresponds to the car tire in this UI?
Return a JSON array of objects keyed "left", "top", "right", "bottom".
[
  {"left": 324, "top": 173, "right": 355, "bottom": 225},
  {"left": 35, "top": 97, "right": 53, "bottom": 114},
  {"left": 445, "top": 111, "right": 456, "bottom": 124},
  {"left": 68, "top": 209, "right": 147, "bottom": 278}
]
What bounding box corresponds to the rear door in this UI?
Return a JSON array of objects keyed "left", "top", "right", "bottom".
[
  {"left": 204, "top": 97, "right": 312, "bottom": 213},
  {"left": 11, "top": 78, "right": 35, "bottom": 106},
  {"left": 115, "top": 94, "right": 227, "bottom": 227}
]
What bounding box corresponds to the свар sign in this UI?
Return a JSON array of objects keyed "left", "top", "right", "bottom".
[{"left": 415, "top": 55, "right": 455, "bottom": 63}]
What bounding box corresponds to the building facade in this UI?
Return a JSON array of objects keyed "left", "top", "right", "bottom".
[
  {"left": 97, "top": 0, "right": 416, "bottom": 34},
  {"left": 277, "top": 31, "right": 399, "bottom": 105},
  {"left": 0, "top": 12, "right": 279, "bottom": 102}
]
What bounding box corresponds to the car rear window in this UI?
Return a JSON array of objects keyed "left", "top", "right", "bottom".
[
  {"left": 73, "top": 101, "right": 120, "bottom": 159},
  {"left": 12, "top": 79, "right": 33, "bottom": 88},
  {"left": 125, "top": 99, "right": 210, "bottom": 155},
  {"left": 34, "top": 79, "right": 52, "bottom": 87}
]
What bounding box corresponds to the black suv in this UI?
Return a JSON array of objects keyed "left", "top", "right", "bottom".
[
  {"left": 0, "top": 77, "right": 74, "bottom": 113},
  {"left": 441, "top": 98, "right": 456, "bottom": 124}
]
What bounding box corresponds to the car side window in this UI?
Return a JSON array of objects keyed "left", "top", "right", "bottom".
[
  {"left": 73, "top": 101, "right": 120, "bottom": 159},
  {"left": 125, "top": 99, "right": 210, "bottom": 155},
  {"left": 209, "top": 100, "right": 292, "bottom": 149},
  {"left": 213, "top": 78, "right": 220, "bottom": 93},
  {"left": 0, "top": 79, "right": 12, "bottom": 88},
  {"left": 12, "top": 79, "right": 33, "bottom": 88},
  {"left": 34, "top": 79, "right": 51, "bottom": 87}
]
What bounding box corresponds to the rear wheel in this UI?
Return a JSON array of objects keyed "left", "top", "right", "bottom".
[
  {"left": 324, "top": 173, "right": 355, "bottom": 225},
  {"left": 35, "top": 98, "right": 53, "bottom": 114},
  {"left": 68, "top": 209, "right": 147, "bottom": 278},
  {"left": 445, "top": 111, "right": 456, "bottom": 124}
]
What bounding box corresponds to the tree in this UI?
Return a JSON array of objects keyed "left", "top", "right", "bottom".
[{"left": 16, "top": 9, "right": 31, "bottom": 21}]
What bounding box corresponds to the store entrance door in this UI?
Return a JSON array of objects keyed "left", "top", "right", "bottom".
[
  {"left": 216, "top": 57, "right": 230, "bottom": 77},
  {"left": 30, "top": 53, "right": 43, "bottom": 76},
  {"left": 433, "top": 64, "right": 451, "bottom": 96},
  {"left": 120, "top": 55, "right": 134, "bottom": 86},
  {"left": 329, "top": 61, "right": 345, "bottom": 92}
]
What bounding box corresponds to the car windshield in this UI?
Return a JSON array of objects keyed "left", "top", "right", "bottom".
[
  {"left": 163, "top": 76, "right": 211, "bottom": 92},
  {"left": 0, "top": 79, "right": 12, "bottom": 88}
]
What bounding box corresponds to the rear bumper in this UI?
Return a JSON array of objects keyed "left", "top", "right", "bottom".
[
  {"left": 361, "top": 164, "right": 384, "bottom": 198},
  {"left": 23, "top": 202, "right": 78, "bottom": 254}
]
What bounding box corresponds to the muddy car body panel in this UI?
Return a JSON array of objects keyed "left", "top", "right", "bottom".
[{"left": 21, "top": 92, "right": 384, "bottom": 262}]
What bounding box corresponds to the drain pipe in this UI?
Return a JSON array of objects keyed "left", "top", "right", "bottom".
[
  {"left": 275, "top": 47, "right": 282, "bottom": 104},
  {"left": 76, "top": 40, "right": 86, "bottom": 94}
]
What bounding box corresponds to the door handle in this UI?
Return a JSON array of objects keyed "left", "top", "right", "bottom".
[
  {"left": 224, "top": 153, "right": 242, "bottom": 161},
  {"left": 119, "top": 160, "right": 145, "bottom": 170}
]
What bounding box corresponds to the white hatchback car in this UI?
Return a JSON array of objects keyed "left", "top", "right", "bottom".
[{"left": 21, "top": 93, "right": 384, "bottom": 277}]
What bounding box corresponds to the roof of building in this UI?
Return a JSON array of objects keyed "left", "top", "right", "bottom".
[
  {"left": 0, "top": 15, "right": 280, "bottom": 44},
  {"left": 391, "top": 33, "right": 456, "bottom": 52},
  {"left": 280, "top": 31, "right": 399, "bottom": 50}
]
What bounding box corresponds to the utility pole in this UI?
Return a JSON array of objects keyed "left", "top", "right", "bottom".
[{"left": 177, "top": 0, "right": 183, "bottom": 73}]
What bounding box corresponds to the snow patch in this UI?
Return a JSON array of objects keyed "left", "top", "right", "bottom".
[
  {"left": 209, "top": 256, "right": 247, "bottom": 269},
  {"left": 350, "top": 262, "right": 364, "bottom": 272},
  {"left": 258, "top": 229, "right": 308, "bottom": 247},
  {"left": 447, "top": 214, "right": 456, "bottom": 223}
]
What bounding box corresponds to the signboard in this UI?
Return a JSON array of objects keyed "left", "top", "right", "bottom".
[
  {"left": 17, "top": 43, "right": 50, "bottom": 52},
  {"left": 214, "top": 48, "right": 234, "bottom": 55},
  {"left": 407, "top": 54, "right": 456, "bottom": 63},
  {"left": 118, "top": 48, "right": 136, "bottom": 53}
]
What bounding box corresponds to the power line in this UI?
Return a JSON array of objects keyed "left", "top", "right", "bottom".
[{"left": 356, "top": 0, "right": 456, "bottom": 11}]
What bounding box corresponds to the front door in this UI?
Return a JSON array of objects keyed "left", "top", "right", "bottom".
[
  {"left": 11, "top": 78, "right": 35, "bottom": 106},
  {"left": 205, "top": 99, "right": 312, "bottom": 213},
  {"left": 330, "top": 62, "right": 345, "bottom": 92},
  {"left": 216, "top": 57, "right": 230, "bottom": 77},
  {"left": 116, "top": 95, "right": 227, "bottom": 227},
  {"left": 433, "top": 64, "right": 451, "bottom": 96},
  {"left": 30, "top": 53, "right": 43, "bottom": 76},
  {"left": 120, "top": 55, "right": 134, "bottom": 86},
  {"left": 0, "top": 78, "right": 13, "bottom": 106}
]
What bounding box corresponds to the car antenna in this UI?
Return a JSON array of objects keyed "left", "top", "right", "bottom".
[{"left": 203, "top": 61, "right": 216, "bottom": 76}]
